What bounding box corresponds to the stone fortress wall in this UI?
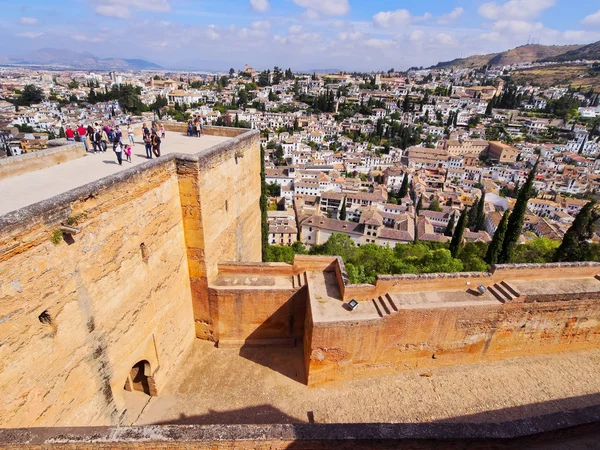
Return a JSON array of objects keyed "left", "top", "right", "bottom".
[
  {"left": 0, "top": 123, "right": 600, "bottom": 437},
  {"left": 0, "top": 126, "right": 261, "bottom": 427}
]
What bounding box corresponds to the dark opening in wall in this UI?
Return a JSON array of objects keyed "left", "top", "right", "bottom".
[
  {"left": 225, "top": 200, "right": 229, "bottom": 212},
  {"left": 38, "top": 310, "right": 52, "bottom": 325},
  {"left": 140, "top": 243, "right": 149, "bottom": 262}
]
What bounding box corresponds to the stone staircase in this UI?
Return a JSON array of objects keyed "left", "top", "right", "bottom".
[
  {"left": 487, "top": 281, "right": 520, "bottom": 303},
  {"left": 292, "top": 272, "right": 308, "bottom": 289},
  {"left": 372, "top": 294, "right": 399, "bottom": 318}
]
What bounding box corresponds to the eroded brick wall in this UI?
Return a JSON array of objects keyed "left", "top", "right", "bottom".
[
  {"left": 0, "top": 160, "right": 195, "bottom": 427},
  {"left": 307, "top": 294, "right": 600, "bottom": 385}
]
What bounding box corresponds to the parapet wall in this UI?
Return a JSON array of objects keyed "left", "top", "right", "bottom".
[
  {"left": 0, "top": 128, "right": 262, "bottom": 427},
  {"left": 343, "top": 262, "right": 600, "bottom": 302},
  {"left": 0, "top": 142, "right": 86, "bottom": 180},
  {"left": 307, "top": 259, "right": 600, "bottom": 386}
]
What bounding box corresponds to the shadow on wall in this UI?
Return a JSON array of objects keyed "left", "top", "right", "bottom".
[
  {"left": 237, "top": 289, "right": 307, "bottom": 385},
  {"left": 152, "top": 404, "right": 306, "bottom": 425},
  {"left": 149, "top": 396, "right": 600, "bottom": 448}
]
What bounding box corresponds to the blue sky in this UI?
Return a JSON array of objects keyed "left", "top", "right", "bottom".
[{"left": 2, "top": 0, "right": 600, "bottom": 71}]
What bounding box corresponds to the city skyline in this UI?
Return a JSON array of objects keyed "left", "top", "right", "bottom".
[{"left": 2, "top": 0, "right": 600, "bottom": 71}]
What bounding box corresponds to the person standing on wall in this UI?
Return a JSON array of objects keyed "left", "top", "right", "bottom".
[
  {"left": 100, "top": 127, "right": 109, "bottom": 152},
  {"left": 113, "top": 140, "right": 123, "bottom": 166},
  {"left": 127, "top": 125, "right": 135, "bottom": 146},
  {"left": 151, "top": 130, "right": 161, "bottom": 157},
  {"left": 76, "top": 124, "right": 88, "bottom": 152},
  {"left": 144, "top": 132, "right": 153, "bottom": 159},
  {"left": 65, "top": 126, "right": 75, "bottom": 142}
]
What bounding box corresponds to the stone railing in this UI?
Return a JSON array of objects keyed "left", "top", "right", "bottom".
[{"left": 0, "top": 142, "right": 86, "bottom": 181}]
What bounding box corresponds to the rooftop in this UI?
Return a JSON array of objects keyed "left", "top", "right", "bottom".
[{"left": 0, "top": 131, "right": 230, "bottom": 216}]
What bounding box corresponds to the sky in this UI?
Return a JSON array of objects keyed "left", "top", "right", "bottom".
[{"left": 2, "top": 0, "right": 600, "bottom": 71}]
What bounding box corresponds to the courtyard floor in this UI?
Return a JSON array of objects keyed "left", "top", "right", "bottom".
[{"left": 131, "top": 339, "right": 600, "bottom": 426}]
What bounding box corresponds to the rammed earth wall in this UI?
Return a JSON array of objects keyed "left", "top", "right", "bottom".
[{"left": 0, "top": 127, "right": 261, "bottom": 427}]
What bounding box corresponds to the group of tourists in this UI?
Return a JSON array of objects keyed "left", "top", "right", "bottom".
[
  {"left": 187, "top": 116, "right": 204, "bottom": 137},
  {"left": 64, "top": 121, "right": 165, "bottom": 166}
]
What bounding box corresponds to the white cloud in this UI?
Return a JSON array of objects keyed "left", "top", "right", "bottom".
[
  {"left": 19, "top": 17, "right": 39, "bottom": 25},
  {"left": 433, "top": 33, "right": 457, "bottom": 46},
  {"left": 365, "top": 38, "right": 394, "bottom": 49},
  {"left": 373, "top": 9, "right": 412, "bottom": 28},
  {"left": 73, "top": 34, "right": 89, "bottom": 41},
  {"left": 92, "top": 0, "right": 171, "bottom": 19},
  {"left": 251, "top": 20, "right": 271, "bottom": 30},
  {"left": 250, "top": 0, "right": 269, "bottom": 13},
  {"left": 338, "top": 31, "right": 363, "bottom": 41},
  {"left": 492, "top": 19, "right": 544, "bottom": 34},
  {"left": 582, "top": 9, "right": 600, "bottom": 27},
  {"left": 409, "top": 30, "right": 424, "bottom": 42},
  {"left": 207, "top": 25, "right": 220, "bottom": 40},
  {"left": 17, "top": 32, "right": 43, "bottom": 38},
  {"left": 479, "top": 0, "right": 555, "bottom": 20},
  {"left": 291, "top": 0, "right": 349, "bottom": 17},
  {"left": 438, "top": 7, "right": 464, "bottom": 24},
  {"left": 288, "top": 24, "right": 304, "bottom": 34}
]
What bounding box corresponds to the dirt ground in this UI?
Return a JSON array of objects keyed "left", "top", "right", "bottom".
[{"left": 131, "top": 340, "right": 600, "bottom": 426}]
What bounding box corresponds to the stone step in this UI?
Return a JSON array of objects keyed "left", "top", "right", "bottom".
[
  {"left": 372, "top": 299, "right": 383, "bottom": 317},
  {"left": 595, "top": 274, "right": 600, "bottom": 282},
  {"left": 500, "top": 281, "right": 520, "bottom": 298},
  {"left": 385, "top": 293, "right": 399, "bottom": 312},
  {"left": 378, "top": 296, "right": 391, "bottom": 315},
  {"left": 494, "top": 283, "right": 515, "bottom": 301},
  {"left": 487, "top": 285, "right": 508, "bottom": 304}
]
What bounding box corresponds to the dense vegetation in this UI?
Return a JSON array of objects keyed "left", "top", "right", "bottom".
[{"left": 264, "top": 233, "right": 599, "bottom": 284}]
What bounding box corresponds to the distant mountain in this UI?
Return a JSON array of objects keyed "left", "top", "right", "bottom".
[
  {"left": 542, "top": 40, "right": 600, "bottom": 63},
  {"left": 1, "top": 48, "right": 162, "bottom": 70},
  {"left": 432, "top": 44, "right": 584, "bottom": 69}
]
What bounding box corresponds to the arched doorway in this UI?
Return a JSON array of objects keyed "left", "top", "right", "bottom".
[{"left": 124, "top": 360, "right": 154, "bottom": 396}]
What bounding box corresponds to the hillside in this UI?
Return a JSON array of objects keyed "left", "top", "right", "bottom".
[
  {"left": 431, "top": 52, "right": 499, "bottom": 69},
  {"left": 510, "top": 64, "right": 600, "bottom": 92},
  {"left": 433, "top": 44, "right": 583, "bottom": 69},
  {"left": 0, "top": 48, "right": 161, "bottom": 70},
  {"left": 488, "top": 44, "right": 582, "bottom": 66},
  {"left": 543, "top": 40, "right": 600, "bottom": 63}
]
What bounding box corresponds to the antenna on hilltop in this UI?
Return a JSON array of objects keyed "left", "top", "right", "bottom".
[{"left": 527, "top": 35, "right": 531, "bottom": 45}]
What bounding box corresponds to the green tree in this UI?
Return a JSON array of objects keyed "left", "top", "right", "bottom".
[
  {"left": 513, "top": 238, "right": 559, "bottom": 264},
  {"left": 485, "top": 210, "right": 510, "bottom": 265},
  {"left": 468, "top": 197, "right": 480, "bottom": 229},
  {"left": 321, "top": 233, "right": 358, "bottom": 263},
  {"left": 458, "top": 242, "right": 489, "bottom": 272},
  {"left": 444, "top": 213, "right": 455, "bottom": 237},
  {"left": 554, "top": 200, "right": 598, "bottom": 262},
  {"left": 260, "top": 143, "right": 269, "bottom": 261},
  {"left": 428, "top": 198, "right": 442, "bottom": 212},
  {"left": 475, "top": 193, "right": 486, "bottom": 232},
  {"left": 416, "top": 196, "right": 423, "bottom": 215},
  {"left": 499, "top": 160, "right": 539, "bottom": 263},
  {"left": 274, "top": 144, "right": 284, "bottom": 165},
  {"left": 339, "top": 196, "right": 347, "bottom": 221},
  {"left": 449, "top": 208, "right": 468, "bottom": 258},
  {"left": 398, "top": 174, "right": 409, "bottom": 199},
  {"left": 18, "top": 84, "right": 44, "bottom": 106}
]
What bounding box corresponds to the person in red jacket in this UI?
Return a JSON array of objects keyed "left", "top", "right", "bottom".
[
  {"left": 77, "top": 124, "right": 89, "bottom": 152},
  {"left": 65, "top": 126, "right": 75, "bottom": 141}
]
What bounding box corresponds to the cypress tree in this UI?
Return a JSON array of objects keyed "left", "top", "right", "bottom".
[
  {"left": 485, "top": 210, "right": 510, "bottom": 265},
  {"left": 499, "top": 159, "right": 539, "bottom": 263},
  {"left": 444, "top": 212, "right": 456, "bottom": 237},
  {"left": 449, "top": 208, "right": 468, "bottom": 258},
  {"left": 416, "top": 196, "right": 423, "bottom": 215},
  {"left": 554, "top": 200, "right": 597, "bottom": 262},
  {"left": 475, "top": 192, "right": 486, "bottom": 232},
  {"left": 260, "top": 144, "right": 269, "bottom": 261},
  {"left": 398, "top": 174, "right": 409, "bottom": 199},
  {"left": 468, "top": 197, "right": 480, "bottom": 229},
  {"left": 485, "top": 95, "right": 495, "bottom": 115},
  {"left": 339, "top": 196, "right": 347, "bottom": 221}
]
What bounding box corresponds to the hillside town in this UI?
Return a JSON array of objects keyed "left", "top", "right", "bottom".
[{"left": 1, "top": 60, "right": 599, "bottom": 261}]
